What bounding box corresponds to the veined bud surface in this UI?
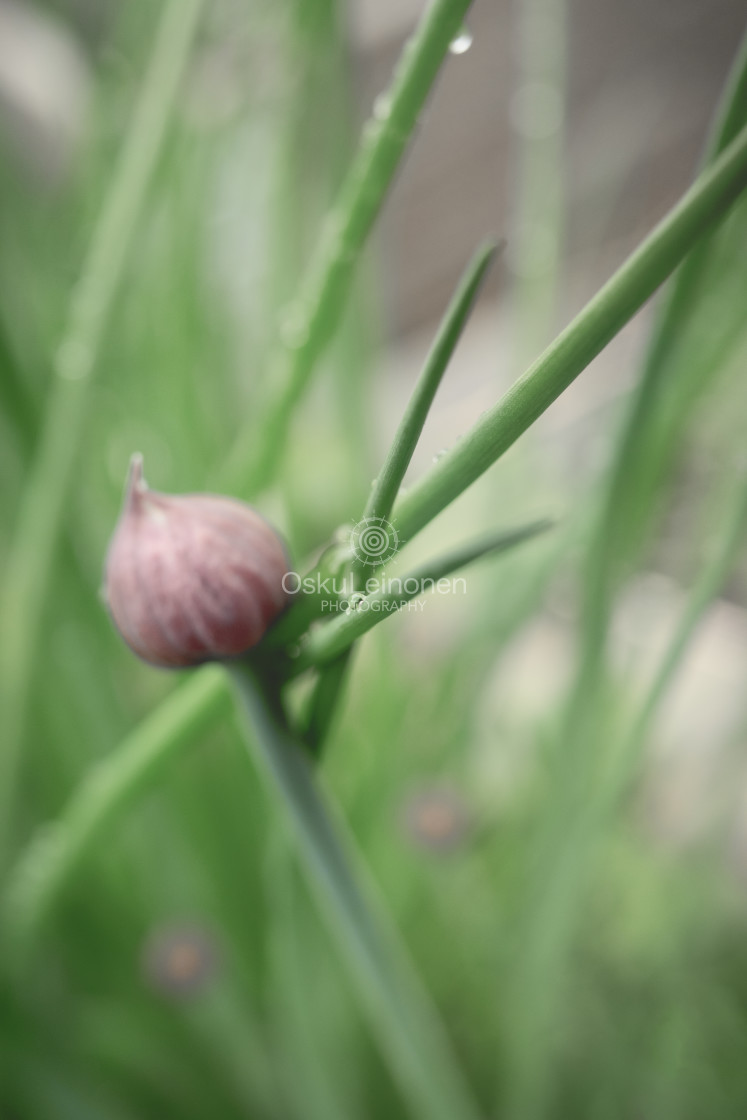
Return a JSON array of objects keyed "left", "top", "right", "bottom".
[{"left": 104, "top": 455, "right": 291, "bottom": 667}]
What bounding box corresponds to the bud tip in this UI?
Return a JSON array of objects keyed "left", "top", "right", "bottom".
[{"left": 125, "top": 452, "right": 148, "bottom": 511}]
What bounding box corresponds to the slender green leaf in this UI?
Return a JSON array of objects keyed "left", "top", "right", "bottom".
[
  {"left": 291, "top": 519, "right": 553, "bottom": 673},
  {"left": 228, "top": 662, "right": 483, "bottom": 1120},
  {"left": 310, "top": 240, "right": 499, "bottom": 751},
  {"left": 501, "top": 467, "right": 747, "bottom": 1120},
  {"left": 613, "top": 468, "right": 747, "bottom": 798},
  {"left": 0, "top": 0, "right": 206, "bottom": 866},
  {"left": 391, "top": 121, "right": 747, "bottom": 543},
  {"left": 301, "top": 652, "right": 356, "bottom": 755},
  {"left": 361, "top": 240, "right": 499, "bottom": 532},
  {"left": 219, "top": 0, "right": 477, "bottom": 495},
  {"left": 11, "top": 87, "right": 747, "bottom": 952},
  {"left": 580, "top": 27, "right": 747, "bottom": 653},
  {"left": 272, "top": 122, "right": 747, "bottom": 649},
  {"left": 3, "top": 669, "right": 229, "bottom": 960}
]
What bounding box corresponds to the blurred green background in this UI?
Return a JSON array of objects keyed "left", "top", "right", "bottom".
[{"left": 2, "top": 0, "right": 747, "bottom": 1117}]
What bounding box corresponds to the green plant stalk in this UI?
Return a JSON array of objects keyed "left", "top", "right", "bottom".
[
  {"left": 709, "top": 27, "right": 747, "bottom": 154},
  {"left": 610, "top": 470, "right": 747, "bottom": 800},
  {"left": 3, "top": 669, "right": 229, "bottom": 959},
  {"left": 580, "top": 27, "right": 747, "bottom": 660},
  {"left": 361, "top": 240, "right": 500, "bottom": 533},
  {"left": 264, "top": 827, "right": 351, "bottom": 1120},
  {"left": 502, "top": 45, "right": 747, "bottom": 1119},
  {"left": 502, "top": 469, "right": 747, "bottom": 1120},
  {"left": 505, "top": 73, "right": 747, "bottom": 1095},
  {"left": 391, "top": 120, "right": 747, "bottom": 543},
  {"left": 301, "top": 652, "right": 356, "bottom": 754},
  {"left": 2, "top": 522, "right": 548, "bottom": 947},
  {"left": 10, "top": 113, "right": 747, "bottom": 946},
  {"left": 228, "top": 662, "right": 483, "bottom": 1120},
  {"left": 510, "top": 0, "right": 566, "bottom": 373},
  {"left": 0, "top": 311, "right": 36, "bottom": 453},
  {"left": 265, "top": 239, "right": 499, "bottom": 658},
  {"left": 219, "top": 0, "right": 476, "bottom": 496},
  {"left": 270, "top": 119, "right": 747, "bottom": 649},
  {"left": 310, "top": 240, "right": 499, "bottom": 751},
  {"left": 251, "top": 0, "right": 358, "bottom": 762},
  {"left": 290, "top": 520, "right": 552, "bottom": 674},
  {"left": 0, "top": 0, "right": 205, "bottom": 867}
]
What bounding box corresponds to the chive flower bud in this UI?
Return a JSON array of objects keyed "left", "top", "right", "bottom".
[{"left": 104, "top": 455, "right": 290, "bottom": 667}]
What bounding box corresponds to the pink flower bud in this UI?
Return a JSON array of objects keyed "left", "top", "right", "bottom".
[{"left": 104, "top": 455, "right": 291, "bottom": 667}]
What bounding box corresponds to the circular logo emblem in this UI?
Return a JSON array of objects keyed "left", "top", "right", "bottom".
[{"left": 349, "top": 516, "right": 400, "bottom": 566}]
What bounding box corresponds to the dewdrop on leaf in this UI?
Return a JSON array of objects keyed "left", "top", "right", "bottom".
[{"left": 104, "top": 454, "right": 291, "bottom": 667}]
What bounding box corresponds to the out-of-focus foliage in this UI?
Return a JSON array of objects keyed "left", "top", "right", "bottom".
[{"left": 2, "top": 1, "right": 747, "bottom": 1118}]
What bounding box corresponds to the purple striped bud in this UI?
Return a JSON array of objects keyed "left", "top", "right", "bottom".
[{"left": 104, "top": 455, "right": 290, "bottom": 667}]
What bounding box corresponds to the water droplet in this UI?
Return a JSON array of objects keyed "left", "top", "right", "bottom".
[
  {"left": 347, "top": 592, "right": 366, "bottom": 612},
  {"left": 449, "top": 27, "right": 473, "bottom": 55},
  {"left": 333, "top": 524, "right": 353, "bottom": 545},
  {"left": 432, "top": 448, "right": 449, "bottom": 463}
]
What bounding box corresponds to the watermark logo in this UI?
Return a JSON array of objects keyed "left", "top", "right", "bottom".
[
  {"left": 280, "top": 513, "right": 468, "bottom": 612},
  {"left": 349, "top": 516, "right": 399, "bottom": 566}
]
